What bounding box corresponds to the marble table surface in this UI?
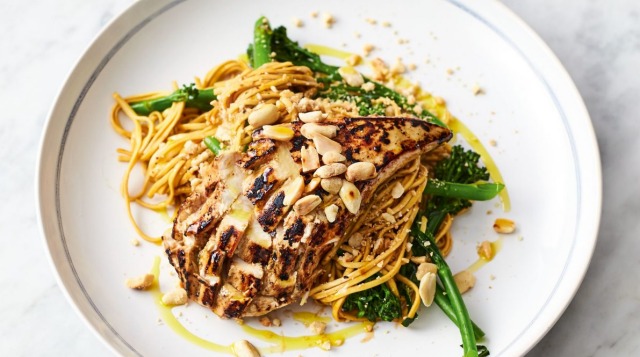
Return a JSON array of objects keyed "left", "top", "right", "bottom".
[{"left": 1, "top": 0, "right": 638, "bottom": 355}]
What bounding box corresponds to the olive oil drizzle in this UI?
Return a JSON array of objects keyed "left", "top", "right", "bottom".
[{"left": 149, "top": 257, "right": 371, "bottom": 354}]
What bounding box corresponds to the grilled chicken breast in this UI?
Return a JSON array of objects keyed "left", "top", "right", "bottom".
[{"left": 163, "top": 117, "right": 451, "bottom": 318}]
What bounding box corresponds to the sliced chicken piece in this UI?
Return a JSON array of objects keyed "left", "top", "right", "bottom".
[{"left": 164, "top": 117, "right": 451, "bottom": 318}]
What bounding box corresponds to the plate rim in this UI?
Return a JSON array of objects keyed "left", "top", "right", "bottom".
[{"left": 35, "top": 0, "right": 602, "bottom": 356}]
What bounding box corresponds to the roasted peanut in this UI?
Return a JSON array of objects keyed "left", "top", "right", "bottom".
[
  {"left": 293, "top": 195, "right": 322, "bottom": 215},
  {"left": 340, "top": 181, "right": 362, "bottom": 214},
  {"left": 314, "top": 163, "right": 347, "bottom": 179},
  {"left": 248, "top": 104, "right": 279, "bottom": 127},
  {"left": 345, "top": 162, "right": 377, "bottom": 182}
]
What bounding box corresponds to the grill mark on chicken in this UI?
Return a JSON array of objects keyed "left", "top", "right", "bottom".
[
  {"left": 245, "top": 167, "right": 278, "bottom": 205},
  {"left": 186, "top": 206, "right": 214, "bottom": 235},
  {"left": 257, "top": 191, "right": 286, "bottom": 233},
  {"left": 283, "top": 218, "right": 305, "bottom": 245},
  {"left": 200, "top": 286, "right": 216, "bottom": 306},
  {"left": 238, "top": 138, "right": 277, "bottom": 169},
  {"left": 164, "top": 117, "right": 452, "bottom": 318}
]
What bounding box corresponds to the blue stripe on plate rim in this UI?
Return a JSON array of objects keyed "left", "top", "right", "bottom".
[{"left": 50, "top": 0, "right": 585, "bottom": 355}]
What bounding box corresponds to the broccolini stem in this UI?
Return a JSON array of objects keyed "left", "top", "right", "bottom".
[
  {"left": 425, "top": 180, "right": 504, "bottom": 201},
  {"left": 434, "top": 284, "right": 485, "bottom": 340},
  {"left": 204, "top": 136, "right": 222, "bottom": 156},
  {"left": 252, "top": 17, "right": 273, "bottom": 68},
  {"left": 130, "top": 87, "right": 215, "bottom": 116},
  {"left": 411, "top": 226, "right": 478, "bottom": 357}
]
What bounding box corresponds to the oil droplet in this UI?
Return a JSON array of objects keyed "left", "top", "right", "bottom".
[
  {"left": 292, "top": 311, "right": 331, "bottom": 326},
  {"left": 304, "top": 44, "right": 355, "bottom": 60}
]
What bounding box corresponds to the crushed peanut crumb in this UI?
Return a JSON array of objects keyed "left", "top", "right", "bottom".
[
  {"left": 489, "top": 139, "right": 497, "bottom": 147},
  {"left": 309, "top": 321, "right": 327, "bottom": 335},
  {"left": 310, "top": 11, "right": 318, "bottom": 18},
  {"left": 365, "top": 18, "right": 377, "bottom": 25},
  {"left": 323, "top": 13, "right": 335, "bottom": 28},
  {"left": 126, "top": 274, "right": 154, "bottom": 290},
  {"left": 259, "top": 316, "right": 272, "bottom": 327},
  {"left": 345, "top": 54, "right": 362, "bottom": 67},
  {"left": 472, "top": 83, "right": 484, "bottom": 95},
  {"left": 161, "top": 287, "right": 188, "bottom": 306},
  {"left": 363, "top": 44, "right": 375, "bottom": 57},
  {"left": 130, "top": 238, "right": 140, "bottom": 247},
  {"left": 382, "top": 21, "right": 391, "bottom": 27},
  {"left": 391, "top": 58, "right": 406, "bottom": 75},
  {"left": 319, "top": 340, "right": 331, "bottom": 351},
  {"left": 408, "top": 63, "right": 417, "bottom": 71},
  {"left": 292, "top": 17, "right": 303, "bottom": 28},
  {"left": 272, "top": 318, "right": 282, "bottom": 327},
  {"left": 381, "top": 212, "right": 396, "bottom": 224},
  {"left": 477, "top": 241, "right": 494, "bottom": 260},
  {"left": 369, "top": 57, "right": 389, "bottom": 81},
  {"left": 361, "top": 82, "right": 375, "bottom": 92},
  {"left": 446, "top": 68, "right": 454, "bottom": 75}
]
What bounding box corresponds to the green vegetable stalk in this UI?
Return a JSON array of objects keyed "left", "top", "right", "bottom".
[
  {"left": 412, "top": 226, "right": 479, "bottom": 357},
  {"left": 130, "top": 84, "right": 215, "bottom": 116},
  {"left": 434, "top": 285, "right": 485, "bottom": 340},
  {"left": 425, "top": 180, "right": 504, "bottom": 201},
  {"left": 203, "top": 136, "right": 222, "bottom": 156},
  {"left": 251, "top": 16, "right": 273, "bottom": 68}
]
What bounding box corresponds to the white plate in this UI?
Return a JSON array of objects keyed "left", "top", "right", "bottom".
[{"left": 36, "top": 0, "right": 601, "bottom": 355}]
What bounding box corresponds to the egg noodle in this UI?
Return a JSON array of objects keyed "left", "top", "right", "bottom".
[{"left": 111, "top": 59, "right": 455, "bottom": 322}]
